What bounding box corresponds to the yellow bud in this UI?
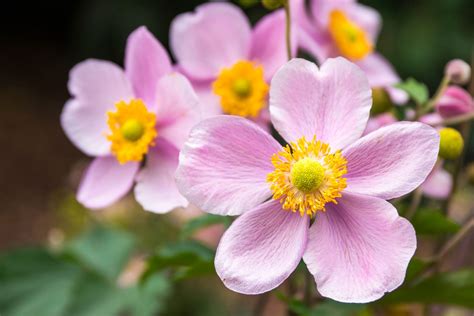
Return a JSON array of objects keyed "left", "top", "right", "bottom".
[
  {"left": 438, "top": 127, "right": 464, "bottom": 160},
  {"left": 371, "top": 88, "right": 393, "bottom": 115},
  {"left": 262, "top": 0, "right": 285, "bottom": 10}
]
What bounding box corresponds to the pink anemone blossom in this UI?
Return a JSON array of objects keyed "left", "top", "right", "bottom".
[
  {"left": 436, "top": 86, "right": 474, "bottom": 118},
  {"left": 61, "top": 26, "right": 200, "bottom": 213},
  {"left": 170, "top": 2, "right": 295, "bottom": 128},
  {"left": 176, "top": 58, "right": 439, "bottom": 302},
  {"left": 293, "top": 0, "right": 408, "bottom": 104}
]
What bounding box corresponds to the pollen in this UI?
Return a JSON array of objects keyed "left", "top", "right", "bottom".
[
  {"left": 267, "top": 136, "right": 347, "bottom": 217},
  {"left": 212, "top": 60, "right": 269, "bottom": 118},
  {"left": 106, "top": 99, "right": 157, "bottom": 164},
  {"left": 328, "top": 10, "right": 373, "bottom": 60}
]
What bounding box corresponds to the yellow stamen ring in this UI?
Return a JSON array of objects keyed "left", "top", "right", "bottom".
[
  {"left": 212, "top": 60, "right": 268, "bottom": 118},
  {"left": 267, "top": 136, "right": 347, "bottom": 217},
  {"left": 106, "top": 99, "right": 157, "bottom": 164}
]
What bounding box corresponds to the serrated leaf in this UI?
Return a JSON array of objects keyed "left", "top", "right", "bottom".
[
  {"left": 395, "top": 78, "right": 429, "bottom": 105},
  {"left": 412, "top": 208, "right": 460, "bottom": 235},
  {"left": 180, "top": 214, "right": 231, "bottom": 240},
  {"left": 380, "top": 269, "right": 474, "bottom": 308},
  {"left": 65, "top": 225, "right": 135, "bottom": 280}
]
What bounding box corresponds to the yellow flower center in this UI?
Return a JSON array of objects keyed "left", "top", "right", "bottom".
[
  {"left": 106, "top": 99, "right": 157, "bottom": 164},
  {"left": 267, "top": 136, "right": 347, "bottom": 217},
  {"left": 328, "top": 10, "right": 373, "bottom": 60},
  {"left": 212, "top": 60, "right": 269, "bottom": 118}
]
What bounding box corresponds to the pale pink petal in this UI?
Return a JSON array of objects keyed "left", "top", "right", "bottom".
[
  {"left": 176, "top": 116, "right": 281, "bottom": 216},
  {"left": 77, "top": 156, "right": 139, "bottom": 209},
  {"left": 343, "top": 122, "right": 439, "bottom": 200},
  {"left": 61, "top": 60, "right": 134, "bottom": 156},
  {"left": 436, "top": 86, "right": 474, "bottom": 118},
  {"left": 356, "top": 53, "right": 408, "bottom": 104},
  {"left": 170, "top": 2, "right": 251, "bottom": 80},
  {"left": 422, "top": 164, "right": 452, "bottom": 199},
  {"left": 134, "top": 141, "right": 187, "bottom": 214},
  {"left": 296, "top": 28, "right": 333, "bottom": 63},
  {"left": 303, "top": 193, "right": 416, "bottom": 303},
  {"left": 250, "top": 10, "right": 296, "bottom": 80},
  {"left": 216, "top": 200, "right": 309, "bottom": 294},
  {"left": 419, "top": 113, "right": 443, "bottom": 126},
  {"left": 192, "top": 82, "right": 223, "bottom": 118},
  {"left": 270, "top": 58, "right": 371, "bottom": 149},
  {"left": 125, "top": 26, "right": 172, "bottom": 107},
  {"left": 154, "top": 73, "right": 200, "bottom": 149}
]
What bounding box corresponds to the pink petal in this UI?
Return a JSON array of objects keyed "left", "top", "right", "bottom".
[
  {"left": 343, "top": 122, "right": 439, "bottom": 200},
  {"left": 250, "top": 10, "right": 295, "bottom": 80},
  {"left": 419, "top": 113, "right": 443, "bottom": 125},
  {"left": 215, "top": 200, "right": 309, "bottom": 294},
  {"left": 363, "top": 113, "right": 397, "bottom": 136},
  {"left": 170, "top": 2, "right": 251, "bottom": 80},
  {"left": 421, "top": 164, "right": 452, "bottom": 199},
  {"left": 356, "top": 53, "right": 408, "bottom": 104},
  {"left": 61, "top": 60, "right": 134, "bottom": 156},
  {"left": 134, "top": 141, "right": 187, "bottom": 214},
  {"left": 77, "top": 156, "right": 139, "bottom": 209},
  {"left": 125, "top": 26, "right": 172, "bottom": 107},
  {"left": 270, "top": 58, "right": 371, "bottom": 149},
  {"left": 192, "top": 82, "right": 223, "bottom": 118},
  {"left": 176, "top": 116, "right": 281, "bottom": 216},
  {"left": 303, "top": 192, "right": 416, "bottom": 303},
  {"left": 436, "top": 86, "right": 474, "bottom": 118},
  {"left": 155, "top": 73, "right": 200, "bottom": 149}
]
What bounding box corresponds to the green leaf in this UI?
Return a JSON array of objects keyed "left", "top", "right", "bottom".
[
  {"left": 65, "top": 225, "right": 135, "bottom": 280},
  {"left": 380, "top": 269, "right": 474, "bottom": 308},
  {"left": 126, "top": 273, "right": 171, "bottom": 316},
  {"left": 146, "top": 240, "right": 215, "bottom": 280},
  {"left": 236, "top": 0, "right": 260, "bottom": 8},
  {"left": 0, "top": 248, "right": 82, "bottom": 316},
  {"left": 395, "top": 78, "right": 429, "bottom": 105},
  {"left": 180, "top": 214, "right": 231, "bottom": 240},
  {"left": 405, "top": 258, "right": 430, "bottom": 282},
  {"left": 411, "top": 208, "right": 460, "bottom": 235}
]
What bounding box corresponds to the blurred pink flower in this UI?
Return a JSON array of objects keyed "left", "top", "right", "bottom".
[
  {"left": 363, "top": 112, "right": 397, "bottom": 135},
  {"left": 293, "top": 0, "right": 407, "bottom": 104},
  {"left": 176, "top": 58, "right": 439, "bottom": 302},
  {"left": 421, "top": 161, "right": 452, "bottom": 199},
  {"left": 170, "top": 2, "right": 294, "bottom": 129},
  {"left": 436, "top": 86, "right": 474, "bottom": 118},
  {"left": 61, "top": 27, "right": 200, "bottom": 213},
  {"left": 445, "top": 59, "right": 471, "bottom": 85}
]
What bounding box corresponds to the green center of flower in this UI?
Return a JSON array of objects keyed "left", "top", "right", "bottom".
[
  {"left": 232, "top": 78, "right": 252, "bottom": 98},
  {"left": 121, "top": 119, "right": 145, "bottom": 142},
  {"left": 290, "top": 157, "right": 325, "bottom": 193}
]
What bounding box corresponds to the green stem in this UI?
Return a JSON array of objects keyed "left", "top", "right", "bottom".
[
  {"left": 418, "top": 75, "right": 450, "bottom": 117},
  {"left": 284, "top": 1, "right": 292, "bottom": 60}
]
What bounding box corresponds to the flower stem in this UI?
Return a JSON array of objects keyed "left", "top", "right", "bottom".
[
  {"left": 284, "top": 1, "right": 292, "bottom": 60},
  {"left": 418, "top": 75, "right": 450, "bottom": 117},
  {"left": 405, "top": 187, "right": 423, "bottom": 220},
  {"left": 432, "top": 112, "right": 474, "bottom": 127}
]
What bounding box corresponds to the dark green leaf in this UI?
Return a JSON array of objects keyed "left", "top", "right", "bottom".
[
  {"left": 412, "top": 208, "right": 460, "bottom": 235},
  {"left": 395, "top": 78, "right": 429, "bottom": 105},
  {"left": 180, "top": 214, "right": 231, "bottom": 240},
  {"left": 380, "top": 269, "right": 474, "bottom": 308},
  {"left": 0, "top": 248, "right": 82, "bottom": 316},
  {"left": 65, "top": 225, "right": 135, "bottom": 280},
  {"left": 405, "top": 258, "right": 430, "bottom": 282}
]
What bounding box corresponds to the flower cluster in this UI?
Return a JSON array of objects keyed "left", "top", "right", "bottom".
[{"left": 60, "top": 0, "right": 471, "bottom": 304}]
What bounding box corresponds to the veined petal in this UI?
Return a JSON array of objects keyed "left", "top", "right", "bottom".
[
  {"left": 77, "top": 156, "right": 139, "bottom": 209},
  {"left": 270, "top": 58, "right": 371, "bottom": 150},
  {"left": 61, "top": 60, "right": 134, "bottom": 156},
  {"left": 303, "top": 192, "right": 416, "bottom": 303},
  {"left": 176, "top": 116, "right": 281, "bottom": 216},
  {"left": 216, "top": 200, "right": 309, "bottom": 294},
  {"left": 170, "top": 2, "right": 251, "bottom": 80},
  {"left": 343, "top": 122, "right": 439, "bottom": 200}
]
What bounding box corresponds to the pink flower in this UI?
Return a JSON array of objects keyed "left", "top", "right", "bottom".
[
  {"left": 363, "top": 112, "right": 397, "bottom": 135},
  {"left": 445, "top": 59, "right": 471, "bottom": 85},
  {"left": 176, "top": 58, "right": 439, "bottom": 302},
  {"left": 421, "top": 161, "right": 452, "bottom": 200},
  {"left": 293, "top": 0, "right": 408, "bottom": 104},
  {"left": 436, "top": 86, "right": 474, "bottom": 118},
  {"left": 61, "top": 27, "right": 200, "bottom": 213},
  {"left": 170, "top": 2, "right": 294, "bottom": 128}
]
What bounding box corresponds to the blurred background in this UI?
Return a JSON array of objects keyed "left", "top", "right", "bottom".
[{"left": 0, "top": 0, "right": 473, "bottom": 315}]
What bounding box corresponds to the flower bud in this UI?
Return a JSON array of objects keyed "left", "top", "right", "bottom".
[
  {"left": 436, "top": 86, "right": 474, "bottom": 118},
  {"left": 438, "top": 127, "right": 464, "bottom": 160},
  {"left": 262, "top": 0, "right": 286, "bottom": 10},
  {"left": 371, "top": 88, "right": 393, "bottom": 115},
  {"left": 445, "top": 59, "right": 471, "bottom": 85}
]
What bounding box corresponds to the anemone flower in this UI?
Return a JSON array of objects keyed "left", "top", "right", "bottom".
[
  {"left": 293, "top": 0, "right": 407, "bottom": 104},
  {"left": 61, "top": 26, "right": 200, "bottom": 213},
  {"left": 170, "top": 2, "right": 295, "bottom": 129},
  {"left": 436, "top": 86, "right": 474, "bottom": 118},
  {"left": 176, "top": 57, "right": 439, "bottom": 303}
]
